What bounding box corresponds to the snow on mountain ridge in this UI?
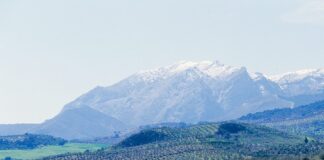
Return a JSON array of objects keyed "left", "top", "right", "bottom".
[
  {"left": 270, "top": 68, "right": 324, "bottom": 83},
  {"left": 65, "top": 60, "right": 295, "bottom": 126},
  {"left": 268, "top": 68, "right": 324, "bottom": 96},
  {"left": 133, "top": 60, "right": 244, "bottom": 83}
]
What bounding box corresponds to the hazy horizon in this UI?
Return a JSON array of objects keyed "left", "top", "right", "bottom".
[{"left": 1, "top": 0, "right": 324, "bottom": 123}]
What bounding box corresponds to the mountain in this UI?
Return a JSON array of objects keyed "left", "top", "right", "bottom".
[
  {"left": 270, "top": 69, "right": 324, "bottom": 106},
  {"left": 44, "top": 122, "right": 323, "bottom": 160},
  {"left": 2, "top": 61, "right": 324, "bottom": 140},
  {"left": 30, "top": 106, "right": 128, "bottom": 140},
  {"left": 239, "top": 101, "right": 324, "bottom": 140},
  {"left": 63, "top": 61, "right": 293, "bottom": 127},
  {"left": 271, "top": 69, "right": 324, "bottom": 96},
  {"left": 0, "top": 107, "right": 127, "bottom": 140}
]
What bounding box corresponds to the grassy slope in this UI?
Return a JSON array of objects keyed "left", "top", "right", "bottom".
[{"left": 0, "top": 143, "right": 107, "bottom": 160}]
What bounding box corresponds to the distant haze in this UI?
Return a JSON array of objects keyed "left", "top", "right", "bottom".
[{"left": 0, "top": 0, "right": 323, "bottom": 123}]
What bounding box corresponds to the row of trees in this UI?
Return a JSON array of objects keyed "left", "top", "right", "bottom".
[{"left": 0, "top": 133, "right": 66, "bottom": 150}]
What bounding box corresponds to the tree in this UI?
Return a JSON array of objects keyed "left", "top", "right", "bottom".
[{"left": 304, "top": 137, "right": 309, "bottom": 144}]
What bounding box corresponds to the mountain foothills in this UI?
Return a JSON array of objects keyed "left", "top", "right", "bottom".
[
  {"left": 1, "top": 61, "right": 324, "bottom": 140},
  {"left": 240, "top": 100, "right": 324, "bottom": 140},
  {"left": 34, "top": 106, "right": 127, "bottom": 140},
  {"left": 43, "top": 122, "right": 324, "bottom": 160},
  {"left": 0, "top": 107, "right": 127, "bottom": 140}
]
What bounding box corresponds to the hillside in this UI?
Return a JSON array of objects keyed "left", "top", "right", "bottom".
[
  {"left": 0, "top": 107, "right": 128, "bottom": 140},
  {"left": 32, "top": 106, "right": 128, "bottom": 140},
  {"left": 43, "top": 122, "right": 324, "bottom": 160},
  {"left": 239, "top": 101, "right": 324, "bottom": 140}
]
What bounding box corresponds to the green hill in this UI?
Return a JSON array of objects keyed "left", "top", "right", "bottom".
[
  {"left": 43, "top": 122, "right": 324, "bottom": 160},
  {"left": 239, "top": 101, "right": 324, "bottom": 140}
]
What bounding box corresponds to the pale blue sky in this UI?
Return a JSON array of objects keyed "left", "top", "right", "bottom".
[{"left": 0, "top": 0, "right": 324, "bottom": 123}]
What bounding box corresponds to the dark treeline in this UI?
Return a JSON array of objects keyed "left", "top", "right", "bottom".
[{"left": 0, "top": 133, "right": 66, "bottom": 150}]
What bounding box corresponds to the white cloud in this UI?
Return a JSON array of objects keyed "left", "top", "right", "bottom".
[{"left": 281, "top": 0, "right": 324, "bottom": 25}]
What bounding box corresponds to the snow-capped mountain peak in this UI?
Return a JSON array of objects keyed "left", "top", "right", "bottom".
[
  {"left": 63, "top": 60, "right": 297, "bottom": 126},
  {"left": 270, "top": 68, "right": 324, "bottom": 83},
  {"left": 133, "top": 60, "right": 243, "bottom": 83},
  {"left": 269, "top": 68, "right": 324, "bottom": 96}
]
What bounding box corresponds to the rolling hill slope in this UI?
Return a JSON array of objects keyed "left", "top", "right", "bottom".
[
  {"left": 239, "top": 101, "right": 324, "bottom": 140},
  {"left": 44, "top": 122, "right": 324, "bottom": 160}
]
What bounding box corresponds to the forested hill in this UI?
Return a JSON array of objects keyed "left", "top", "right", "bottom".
[
  {"left": 240, "top": 101, "right": 324, "bottom": 123},
  {"left": 43, "top": 122, "right": 324, "bottom": 160},
  {"left": 239, "top": 101, "right": 324, "bottom": 140}
]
